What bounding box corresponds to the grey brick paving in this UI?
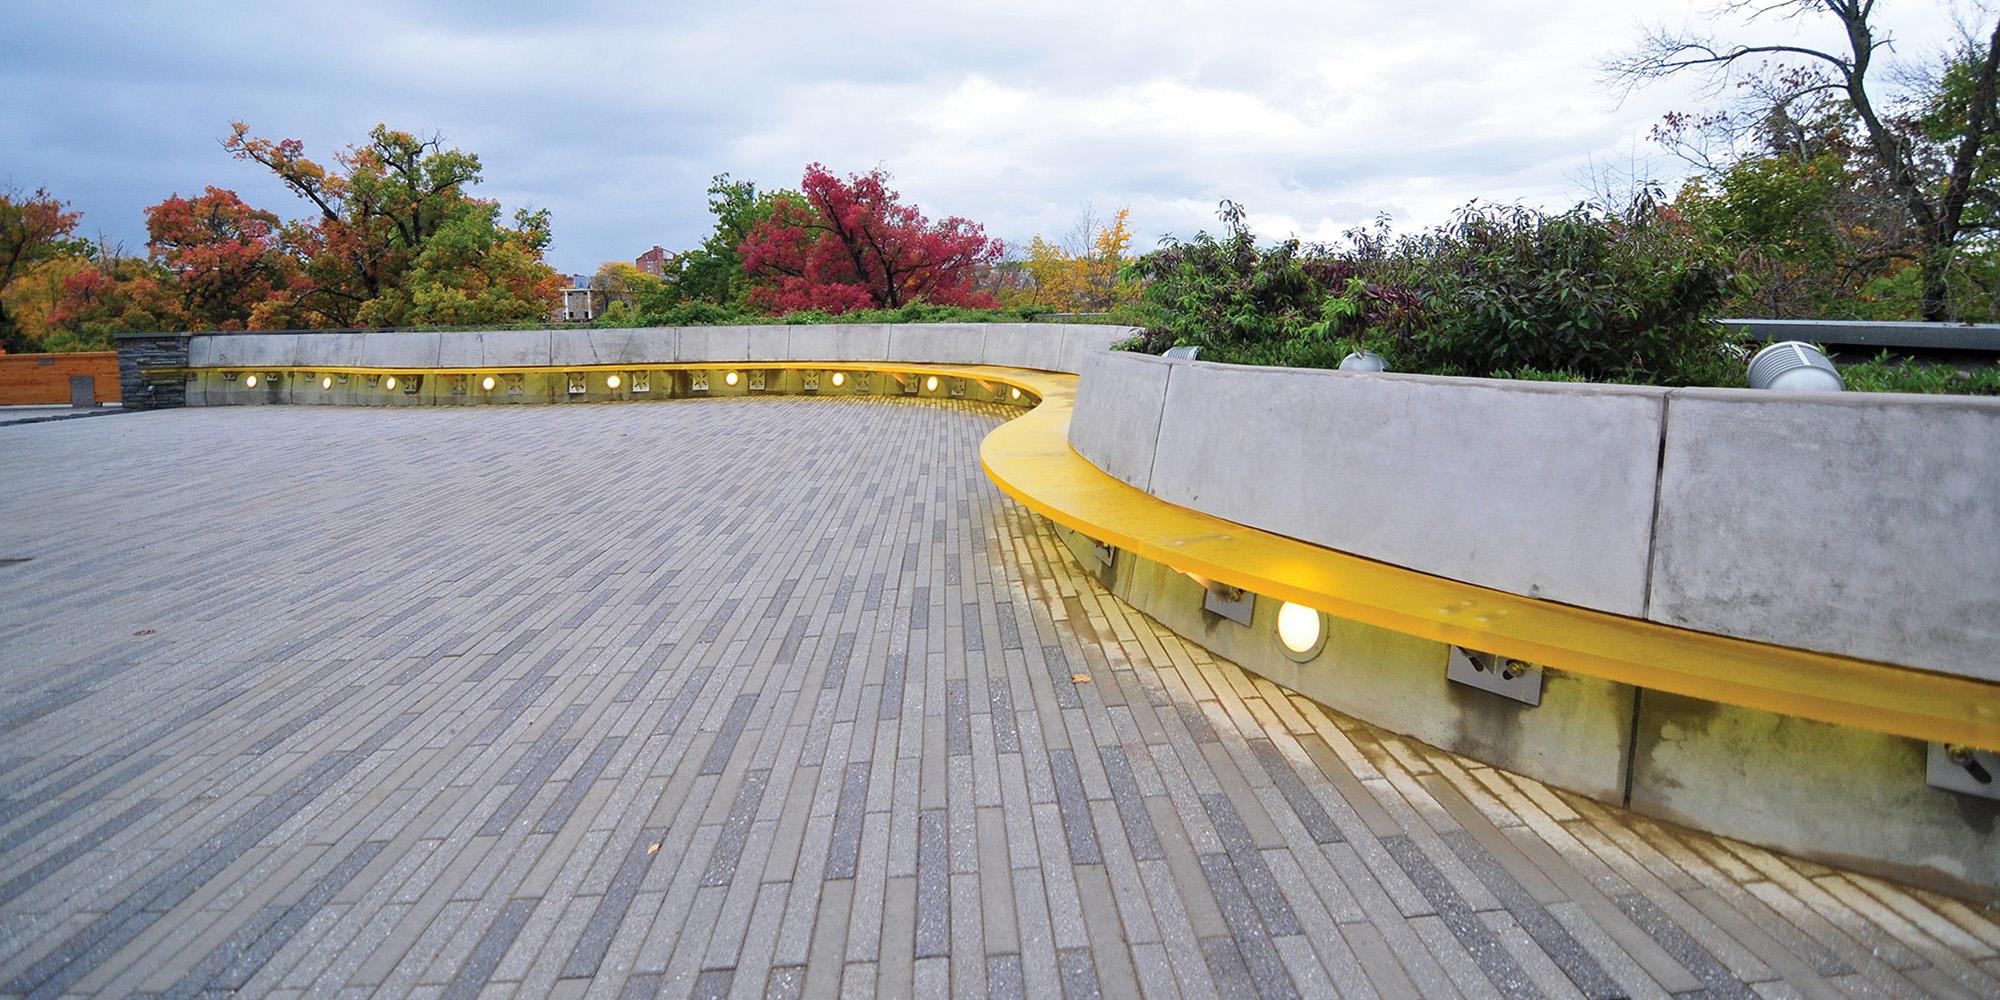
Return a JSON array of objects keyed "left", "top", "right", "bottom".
[{"left": 2, "top": 398, "right": 1997, "bottom": 999}]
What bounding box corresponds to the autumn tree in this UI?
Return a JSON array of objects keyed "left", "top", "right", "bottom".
[
  {"left": 44, "top": 252, "right": 186, "bottom": 351},
  {"left": 225, "top": 122, "right": 560, "bottom": 327},
  {"left": 1020, "top": 207, "right": 1140, "bottom": 312},
  {"left": 0, "top": 254, "right": 93, "bottom": 347},
  {"left": 350, "top": 203, "right": 563, "bottom": 327},
  {"left": 1651, "top": 83, "right": 1901, "bottom": 318},
  {"left": 145, "top": 186, "right": 293, "bottom": 330},
  {"left": 0, "top": 187, "right": 84, "bottom": 351},
  {"left": 674, "top": 174, "right": 786, "bottom": 305},
  {"left": 590, "top": 260, "right": 667, "bottom": 318},
  {"left": 738, "top": 164, "right": 1002, "bottom": 314},
  {"left": 1611, "top": 2, "right": 2000, "bottom": 321}
]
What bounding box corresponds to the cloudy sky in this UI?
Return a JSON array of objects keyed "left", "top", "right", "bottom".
[{"left": 0, "top": 1, "right": 1973, "bottom": 276}]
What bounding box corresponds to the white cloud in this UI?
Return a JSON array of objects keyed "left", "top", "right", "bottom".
[{"left": 0, "top": 0, "right": 1973, "bottom": 273}]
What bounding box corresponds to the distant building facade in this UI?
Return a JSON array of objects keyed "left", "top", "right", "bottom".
[
  {"left": 635, "top": 245, "right": 674, "bottom": 277},
  {"left": 558, "top": 274, "right": 597, "bottom": 322}
]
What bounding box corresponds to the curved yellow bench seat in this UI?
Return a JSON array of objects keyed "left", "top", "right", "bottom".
[{"left": 977, "top": 368, "right": 2000, "bottom": 751}]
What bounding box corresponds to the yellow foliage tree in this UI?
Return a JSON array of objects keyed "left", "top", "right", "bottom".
[
  {"left": 0, "top": 255, "right": 92, "bottom": 347},
  {"left": 591, "top": 261, "right": 664, "bottom": 313},
  {"left": 1018, "top": 208, "right": 1138, "bottom": 312}
]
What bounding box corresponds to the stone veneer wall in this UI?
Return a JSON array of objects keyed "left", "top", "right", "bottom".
[{"left": 112, "top": 333, "right": 191, "bottom": 411}]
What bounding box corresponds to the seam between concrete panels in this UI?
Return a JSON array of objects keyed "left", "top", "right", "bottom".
[
  {"left": 1628, "top": 387, "right": 1679, "bottom": 810},
  {"left": 1621, "top": 687, "right": 1644, "bottom": 808},
  {"left": 1141, "top": 361, "right": 1174, "bottom": 496},
  {"left": 1639, "top": 390, "right": 1678, "bottom": 621}
]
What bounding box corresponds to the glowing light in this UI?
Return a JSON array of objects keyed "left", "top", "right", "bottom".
[
  {"left": 244, "top": 375, "right": 259, "bottom": 389},
  {"left": 383, "top": 376, "right": 397, "bottom": 391},
  {"left": 320, "top": 376, "right": 333, "bottom": 390},
  {"left": 925, "top": 376, "right": 939, "bottom": 392},
  {"left": 830, "top": 372, "right": 846, "bottom": 388},
  {"left": 481, "top": 376, "right": 496, "bottom": 391},
  {"left": 1010, "top": 387, "right": 1022, "bottom": 400},
  {"left": 725, "top": 371, "right": 739, "bottom": 387},
  {"left": 606, "top": 374, "right": 622, "bottom": 389},
  {"left": 1276, "top": 602, "right": 1324, "bottom": 657}
]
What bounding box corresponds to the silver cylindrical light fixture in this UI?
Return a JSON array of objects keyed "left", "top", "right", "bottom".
[
  {"left": 1163, "top": 346, "right": 1201, "bottom": 360},
  {"left": 1746, "top": 341, "right": 1842, "bottom": 391},
  {"left": 1338, "top": 351, "right": 1387, "bottom": 372}
]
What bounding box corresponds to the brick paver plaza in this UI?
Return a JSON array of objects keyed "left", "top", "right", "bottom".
[{"left": 3, "top": 398, "right": 1998, "bottom": 999}]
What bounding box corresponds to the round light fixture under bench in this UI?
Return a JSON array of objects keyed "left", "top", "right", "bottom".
[{"left": 1275, "top": 601, "right": 1328, "bottom": 662}]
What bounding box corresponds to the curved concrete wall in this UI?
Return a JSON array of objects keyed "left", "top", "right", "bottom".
[
  {"left": 185, "top": 323, "right": 1133, "bottom": 377},
  {"left": 1070, "top": 350, "right": 2000, "bottom": 680}
]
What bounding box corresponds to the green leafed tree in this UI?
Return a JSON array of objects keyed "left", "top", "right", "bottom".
[
  {"left": 1611, "top": 2, "right": 2000, "bottom": 321},
  {"left": 671, "top": 173, "right": 789, "bottom": 306},
  {"left": 226, "top": 123, "right": 561, "bottom": 328}
]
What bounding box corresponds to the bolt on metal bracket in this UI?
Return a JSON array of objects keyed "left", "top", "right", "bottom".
[
  {"left": 1090, "top": 539, "right": 1115, "bottom": 568},
  {"left": 1202, "top": 586, "right": 1254, "bottom": 626},
  {"left": 1447, "top": 647, "right": 1543, "bottom": 706},
  {"left": 1926, "top": 743, "right": 2000, "bottom": 800}
]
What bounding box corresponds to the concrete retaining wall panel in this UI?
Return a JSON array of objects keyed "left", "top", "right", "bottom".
[
  {"left": 1144, "top": 362, "right": 1669, "bottom": 616},
  {"left": 354, "top": 333, "right": 442, "bottom": 370},
  {"left": 745, "top": 327, "right": 790, "bottom": 361},
  {"left": 1068, "top": 352, "right": 1172, "bottom": 492},
  {"left": 185, "top": 337, "right": 221, "bottom": 368},
  {"left": 478, "top": 330, "right": 553, "bottom": 368},
  {"left": 676, "top": 325, "right": 752, "bottom": 363},
  {"left": 198, "top": 333, "right": 303, "bottom": 369},
  {"left": 294, "top": 332, "right": 364, "bottom": 369},
  {"left": 828, "top": 326, "right": 892, "bottom": 362},
  {"left": 546, "top": 329, "right": 598, "bottom": 365},
  {"left": 979, "top": 325, "right": 1064, "bottom": 372},
  {"left": 548, "top": 327, "right": 677, "bottom": 366},
  {"left": 1649, "top": 389, "right": 2000, "bottom": 677},
  {"left": 783, "top": 326, "right": 844, "bottom": 362},
  {"left": 887, "top": 325, "right": 985, "bottom": 365},
  {"left": 1056, "top": 324, "right": 1133, "bottom": 375},
  {"left": 433, "top": 333, "right": 483, "bottom": 368},
  {"left": 177, "top": 322, "right": 1094, "bottom": 373}
]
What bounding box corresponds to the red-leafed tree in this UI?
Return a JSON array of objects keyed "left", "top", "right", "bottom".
[
  {"left": 47, "top": 256, "right": 186, "bottom": 347},
  {"left": 145, "top": 186, "right": 294, "bottom": 330},
  {"left": 738, "top": 164, "right": 1002, "bottom": 313}
]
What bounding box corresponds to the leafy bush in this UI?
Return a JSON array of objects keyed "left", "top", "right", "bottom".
[
  {"left": 1838, "top": 352, "right": 2000, "bottom": 395},
  {"left": 1384, "top": 202, "right": 1742, "bottom": 386},
  {"left": 1124, "top": 201, "right": 1422, "bottom": 369},
  {"left": 1127, "top": 199, "right": 1748, "bottom": 387},
  {"left": 630, "top": 301, "right": 759, "bottom": 327}
]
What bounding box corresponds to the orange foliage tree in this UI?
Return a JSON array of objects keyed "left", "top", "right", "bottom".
[{"left": 145, "top": 186, "right": 294, "bottom": 330}]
